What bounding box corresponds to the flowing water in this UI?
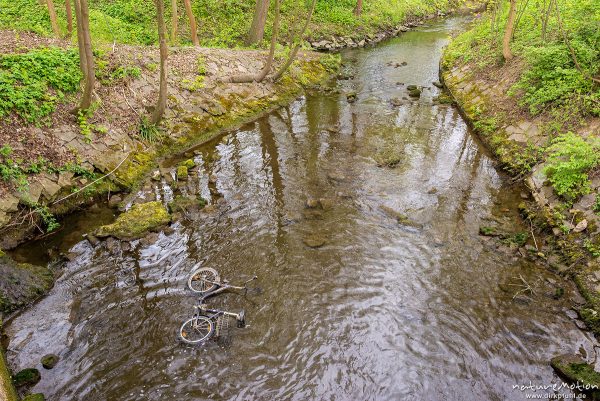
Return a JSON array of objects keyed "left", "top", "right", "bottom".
[{"left": 5, "top": 17, "right": 598, "bottom": 401}]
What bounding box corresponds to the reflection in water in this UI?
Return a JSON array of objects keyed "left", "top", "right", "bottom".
[{"left": 6, "top": 17, "right": 597, "bottom": 401}]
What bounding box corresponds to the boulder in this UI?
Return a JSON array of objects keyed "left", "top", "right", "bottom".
[
  {"left": 0, "top": 255, "right": 53, "bottom": 316},
  {"left": 176, "top": 165, "right": 188, "bottom": 181},
  {"left": 95, "top": 202, "right": 171, "bottom": 240},
  {"left": 41, "top": 354, "right": 59, "bottom": 370},
  {"left": 13, "top": 368, "right": 41, "bottom": 387}
]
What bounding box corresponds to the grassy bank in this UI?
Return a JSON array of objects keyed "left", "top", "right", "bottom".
[{"left": 0, "top": 0, "right": 462, "bottom": 47}]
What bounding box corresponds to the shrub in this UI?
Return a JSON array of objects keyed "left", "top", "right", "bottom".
[{"left": 544, "top": 132, "right": 600, "bottom": 201}]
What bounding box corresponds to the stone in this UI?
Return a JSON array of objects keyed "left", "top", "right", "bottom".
[
  {"left": 19, "top": 181, "right": 43, "bottom": 204},
  {"left": 108, "top": 195, "right": 122, "bottom": 209},
  {"left": 41, "top": 354, "right": 59, "bottom": 369},
  {"left": 305, "top": 198, "right": 319, "bottom": 209},
  {"left": 574, "top": 219, "right": 588, "bottom": 233},
  {"left": 85, "top": 234, "right": 100, "bottom": 246},
  {"left": 38, "top": 177, "right": 61, "bottom": 200},
  {"left": 0, "top": 211, "right": 9, "bottom": 226},
  {"left": 13, "top": 368, "right": 41, "bottom": 387},
  {"left": 95, "top": 202, "right": 171, "bottom": 240},
  {"left": 57, "top": 171, "right": 74, "bottom": 187},
  {"left": 408, "top": 88, "right": 421, "bottom": 98},
  {"left": 432, "top": 81, "right": 443, "bottom": 88},
  {"left": 303, "top": 236, "right": 326, "bottom": 248},
  {"left": 0, "top": 194, "right": 19, "bottom": 212},
  {"left": 406, "top": 85, "right": 418, "bottom": 91},
  {"left": 151, "top": 170, "right": 161, "bottom": 181},
  {"left": 391, "top": 97, "right": 403, "bottom": 106},
  {"left": 180, "top": 159, "right": 196, "bottom": 169},
  {"left": 176, "top": 165, "right": 188, "bottom": 181},
  {"left": 346, "top": 92, "right": 358, "bottom": 103},
  {"left": 318, "top": 198, "right": 334, "bottom": 211}
]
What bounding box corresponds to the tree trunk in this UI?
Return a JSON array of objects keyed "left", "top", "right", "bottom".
[
  {"left": 46, "top": 0, "right": 61, "bottom": 36},
  {"left": 229, "top": 0, "right": 279, "bottom": 83},
  {"left": 502, "top": 0, "right": 517, "bottom": 61},
  {"left": 183, "top": 0, "right": 199, "bottom": 46},
  {"left": 65, "top": 0, "right": 73, "bottom": 37},
  {"left": 246, "top": 0, "right": 269, "bottom": 45},
  {"left": 272, "top": 0, "right": 317, "bottom": 81},
  {"left": 152, "top": 0, "right": 169, "bottom": 124},
  {"left": 79, "top": 0, "right": 95, "bottom": 110},
  {"left": 170, "top": 0, "right": 178, "bottom": 44},
  {"left": 354, "top": 0, "right": 363, "bottom": 16},
  {"left": 73, "top": 0, "right": 87, "bottom": 77}
]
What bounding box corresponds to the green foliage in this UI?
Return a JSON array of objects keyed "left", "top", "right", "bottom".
[
  {"left": 584, "top": 239, "right": 600, "bottom": 258},
  {"left": 20, "top": 199, "right": 60, "bottom": 233},
  {"left": 78, "top": 110, "right": 94, "bottom": 143},
  {"left": 0, "top": 47, "right": 81, "bottom": 123},
  {"left": 594, "top": 194, "right": 600, "bottom": 215},
  {"left": 544, "top": 132, "right": 600, "bottom": 201},
  {"left": 138, "top": 116, "right": 162, "bottom": 142}
]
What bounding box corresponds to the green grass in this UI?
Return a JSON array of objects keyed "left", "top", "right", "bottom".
[
  {"left": 0, "top": 47, "right": 81, "bottom": 123},
  {"left": 0, "top": 0, "right": 461, "bottom": 47}
]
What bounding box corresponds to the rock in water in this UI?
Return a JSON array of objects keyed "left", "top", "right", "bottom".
[
  {"left": 22, "top": 394, "right": 46, "bottom": 401},
  {"left": 41, "top": 354, "right": 59, "bottom": 370},
  {"left": 408, "top": 88, "right": 422, "bottom": 98},
  {"left": 95, "top": 202, "right": 171, "bottom": 240},
  {"left": 303, "top": 236, "right": 327, "bottom": 248},
  {"left": 13, "top": 368, "right": 41, "bottom": 387}
]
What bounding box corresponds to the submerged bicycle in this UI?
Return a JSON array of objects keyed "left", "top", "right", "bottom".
[
  {"left": 187, "top": 267, "right": 257, "bottom": 297},
  {"left": 179, "top": 268, "right": 256, "bottom": 345}
]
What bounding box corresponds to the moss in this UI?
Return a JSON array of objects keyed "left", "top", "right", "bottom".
[
  {"left": 0, "top": 249, "right": 4, "bottom": 257},
  {"left": 0, "top": 256, "right": 53, "bottom": 315},
  {"left": 112, "top": 151, "right": 157, "bottom": 188},
  {"left": 40, "top": 354, "right": 58, "bottom": 370},
  {"left": 13, "top": 368, "right": 40, "bottom": 387},
  {"left": 167, "top": 195, "right": 206, "bottom": 214},
  {"left": 176, "top": 165, "right": 188, "bottom": 181},
  {"left": 180, "top": 159, "right": 196, "bottom": 169},
  {"left": 0, "top": 346, "right": 18, "bottom": 401},
  {"left": 95, "top": 201, "right": 170, "bottom": 240},
  {"left": 551, "top": 354, "right": 600, "bottom": 393},
  {"left": 22, "top": 394, "right": 45, "bottom": 401}
]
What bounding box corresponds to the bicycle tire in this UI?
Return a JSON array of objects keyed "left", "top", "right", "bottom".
[
  {"left": 187, "top": 267, "right": 220, "bottom": 294},
  {"left": 179, "top": 316, "right": 215, "bottom": 344}
]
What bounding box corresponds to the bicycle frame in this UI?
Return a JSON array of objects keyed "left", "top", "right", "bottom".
[{"left": 201, "top": 276, "right": 257, "bottom": 299}]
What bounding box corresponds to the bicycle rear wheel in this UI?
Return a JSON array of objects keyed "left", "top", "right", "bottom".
[
  {"left": 179, "top": 316, "right": 215, "bottom": 344},
  {"left": 188, "top": 267, "right": 220, "bottom": 294}
]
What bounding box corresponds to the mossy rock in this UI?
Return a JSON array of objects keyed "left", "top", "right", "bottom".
[
  {"left": 95, "top": 202, "right": 171, "bottom": 240},
  {"left": 408, "top": 89, "right": 422, "bottom": 98},
  {"left": 167, "top": 195, "right": 206, "bottom": 214},
  {"left": 0, "top": 255, "right": 53, "bottom": 315},
  {"left": 13, "top": 368, "right": 40, "bottom": 387},
  {"left": 479, "top": 226, "right": 498, "bottom": 236},
  {"left": 551, "top": 354, "right": 600, "bottom": 393},
  {"left": 40, "top": 354, "right": 59, "bottom": 370},
  {"left": 179, "top": 159, "right": 196, "bottom": 169},
  {"left": 22, "top": 394, "right": 45, "bottom": 401},
  {"left": 406, "top": 85, "right": 418, "bottom": 91},
  {"left": 176, "top": 165, "right": 188, "bottom": 181}
]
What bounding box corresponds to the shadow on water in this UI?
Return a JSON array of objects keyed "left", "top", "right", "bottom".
[{"left": 6, "top": 17, "right": 597, "bottom": 401}]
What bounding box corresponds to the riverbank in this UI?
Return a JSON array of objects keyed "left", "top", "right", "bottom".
[{"left": 440, "top": 13, "right": 600, "bottom": 333}]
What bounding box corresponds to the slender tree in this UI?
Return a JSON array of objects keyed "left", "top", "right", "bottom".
[
  {"left": 502, "top": 0, "right": 517, "bottom": 61},
  {"left": 354, "top": 0, "right": 363, "bottom": 16},
  {"left": 229, "top": 0, "right": 280, "bottom": 83},
  {"left": 171, "top": 0, "right": 178, "bottom": 43},
  {"left": 65, "top": 0, "right": 73, "bottom": 37},
  {"left": 272, "top": 0, "right": 317, "bottom": 81},
  {"left": 183, "top": 0, "right": 199, "bottom": 46},
  {"left": 246, "top": 0, "right": 270, "bottom": 45},
  {"left": 46, "top": 0, "right": 61, "bottom": 36},
  {"left": 73, "top": 0, "right": 95, "bottom": 110},
  {"left": 152, "top": 0, "right": 169, "bottom": 123}
]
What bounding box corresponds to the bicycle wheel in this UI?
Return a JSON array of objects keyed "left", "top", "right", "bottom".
[
  {"left": 179, "top": 316, "right": 215, "bottom": 344},
  {"left": 187, "top": 267, "right": 220, "bottom": 294}
]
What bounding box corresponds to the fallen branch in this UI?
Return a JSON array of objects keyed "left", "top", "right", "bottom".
[{"left": 52, "top": 152, "right": 131, "bottom": 205}]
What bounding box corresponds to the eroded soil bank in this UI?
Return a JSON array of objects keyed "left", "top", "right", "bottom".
[{"left": 4, "top": 17, "right": 598, "bottom": 401}]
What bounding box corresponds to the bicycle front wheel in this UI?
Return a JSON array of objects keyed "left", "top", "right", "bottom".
[
  {"left": 179, "top": 316, "right": 215, "bottom": 344},
  {"left": 187, "top": 267, "right": 220, "bottom": 294}
]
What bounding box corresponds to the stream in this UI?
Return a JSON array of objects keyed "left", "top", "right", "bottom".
[{"left": 5, "top": 17, "right": 598, "bottom": 401}]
